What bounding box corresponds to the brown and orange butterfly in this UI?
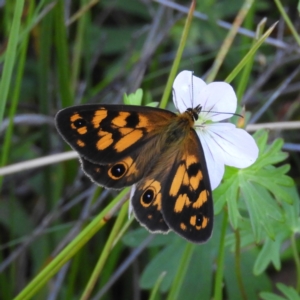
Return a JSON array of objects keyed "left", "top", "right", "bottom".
[{"left": 55, "top": 104, "right": 213, "bottom": 243}]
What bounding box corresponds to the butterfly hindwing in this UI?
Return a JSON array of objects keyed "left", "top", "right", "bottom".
[
  {"left": 131, "top": 177, "right": 170, "bottom": 233},
  {"left": 161, "top": 130, "right": 213, "bottom": 243},
  {"left": 80, "top": 154, "right": 145, "bottom": 189},
  {"left": 132, "top": 129, "right": 213, "bottom": 243}
]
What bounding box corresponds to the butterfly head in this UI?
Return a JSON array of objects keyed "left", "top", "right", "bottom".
[{"left": 185, "top": 104, "right": 202, "bottom": 122}]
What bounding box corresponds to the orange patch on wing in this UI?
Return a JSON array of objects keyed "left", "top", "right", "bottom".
[
  {"left": 70, "top": 113, "right": 81, "bottom": 122},
  {"left": 201, "top": 217, "right": 209, "bottom": 229},
  {"left": 77, "top": 126, "right": 87, "bottom": 135},
  {"left": 186, "top": 154, "right": 197, "bottom": 166},
  {"left": 190, "top": 170, "right": 203, "bottom": 190},
  {"left": 96, "top": 130, "right": 113, "bottom": 150},
  {"left": 142, "top": 179, "right": 153, "bottom": 190},
  {"left": 170, "top": 164, "right": 186, "bottom": 196},
  {"left": 77, "top": 140, "right": 85, "bottom": 147},
  {"left": 126, "top": 161, "right": 138, "bottom": 178},
  {"left": 190, "top": 215, "right": 196, "bottom": 226},
  {"left": 183, "top": 172, "right": 189, "bottom": 186},
  {"left": 122, "top": 156, "right": 133, "bottom": 166},
  {"left": 174, "top": 194, "right": 190, "bottom": 213},
  {"left": 152, "top": 192, "right": 162, "bottom": 211},
  {"left": 142, "top": 179, "right": 161, "bottom": 192},
  {"left": 114, "top": 130, "right": 143, "bottom": 152},
  {"left": 192, "top": 190, "right": 207, "bottom": 209},
  {"left": 180, "top": 223, "right": 187, "bottom": 231},
  {"left": 119, "top": 128, "right": 133, "bottom": 136},
  {"left": 92, "top": 109, "right": 107, "bottom": 128},
  {"left": 112, "top": 112, "right": 130, "bottom": 127},
  {"left": 137, "top": 115, "right": 149, "bottom": 128}
]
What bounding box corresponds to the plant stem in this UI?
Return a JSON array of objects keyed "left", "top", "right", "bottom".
[
  {"left": 273, "top": 0, "right": 300, "bottom": 47},
  {"left": 159, "top": 0, "right": 196, "bottom": 109},
  {"left": 234, "top": 229, "right": 247, "bottom": 300},
  {"left": 291, "top": 234, "right": 300, "bottom": 292},
  {"left": 213, "top": 211, "right": 228, "bottom": 300},
  {"left": 167, "top": 243, "right": 194, "bottom": 300}
]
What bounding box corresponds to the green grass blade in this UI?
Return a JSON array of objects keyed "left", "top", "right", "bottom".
[
  {"left": 166, "top": 243, "right": 194, "bottom": 300},
  {"left": 80, "top": 201, "right": 129, "bottom": 299},
  {"left": 159, "top": 0, "right": 196, "bottom": 109},
  {"left": 0, "top": 1, "right": 32, "bottom": 187},
  {"left": 54, "top": 0, "right": 73, "bottom": 107},
  {"left": 14, "top": 189, "right": 129, "bottom": 300},
  {"left": 225, "top": 22, "right": 278, "bottom": 84},
  {"left": 0, "top": 0, "right": 25, "bottom": 125}
]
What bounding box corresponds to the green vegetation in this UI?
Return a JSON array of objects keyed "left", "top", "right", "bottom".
[{"left": 0, "top": 0, "right": 299, "bottom": 299}]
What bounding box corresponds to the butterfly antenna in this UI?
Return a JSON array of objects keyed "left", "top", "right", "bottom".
[
  {"left": 173, "top": 88, "right": 188, "bottom": 112},
  {"left": 191, "top": 71, "right": 194, "bottom": 108},
  {"left": 201, "top": 109, "right": 243, "bottom": 118}
]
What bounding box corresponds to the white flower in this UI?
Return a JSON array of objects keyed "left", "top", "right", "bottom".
[{"left": 173, "top": 70, "right": 259, "bottom": 190}]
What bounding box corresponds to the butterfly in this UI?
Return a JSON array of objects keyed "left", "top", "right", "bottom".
[{"left": 55, "top": 104, "right": 213, "bottom": 243}]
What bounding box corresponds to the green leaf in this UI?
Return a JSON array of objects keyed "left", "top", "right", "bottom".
[
  {"left": 249, "top": 167, "right": 294, "bottom": 205},
  {"left": 225, "top": 247, "right": 272, "bottom": 300},
  {"left": 214, "top": 174, "right": 237, "bottom": 214},
  {"left": 281, "top": 186, "right": 300, "bottom": 232},
  {"left": 260, "top": 283, "right": 300, "bottom": 300},
  {"left": 254, "top": 236, "right": 282, "bottom": 275},
  {"left": 277, "top": 283, "right": 300, "bottom": 300},
  {"left": 240, "top": 181, "right": 284, "bottom": 241},
  {"left": 123, "top": 88, "right": 143, "bottom": 105},
  {"left": 139, "top": 214, "right": 224, "bottom": 297},
  {"left": 140, "top": 238, "right": 186, "bottom": 292},
  {"left": 177, "top": 241, "right": 215, "bottom": 300},
  {"left": 218, "top": 129, "right": 294, "bottom": 241},
  {"left": 225, "top": 219, "right": 256, "bottom": 249},
  {"left": 146, "top": 101, "right": 159, "bottom": 107},
  {"left": 254, "top": 138, "right": 287, "bottom": 169},
  {"left": 226, "top": 179, "right": 241, "bottom": 229},
  {"left": 122, "top": 227, "right": 175, "bottom": 247},
  {"left": 253, "top": 130, "right": 269, "bottom": 155},
  {"left": 260, "top": 293, "right": 286, "bottom": 300}
]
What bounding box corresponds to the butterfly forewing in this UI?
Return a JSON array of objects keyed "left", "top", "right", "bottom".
[
  {"left": 56, "top": 105, "right": 175, "bottom": 164},
  {"left": 80, "top": 150, "right": 153, "bottom": 189}
]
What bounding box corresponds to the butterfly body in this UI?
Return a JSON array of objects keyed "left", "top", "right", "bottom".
[{"left": 56, "top": 104, "right": 213, "bottom": 243}]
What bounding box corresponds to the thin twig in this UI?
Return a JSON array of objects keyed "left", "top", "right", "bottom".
[
  {"left": 249, "top": 65, "right": 300, "bottom": 123},
  {"left": 0, "top": 151, "right": 78, "bottom": 176},
  {"left": 91, "top": 235, "right": 154, "bottom": 300},
  {"left": 1, "top": 120, "right": 300, "bottom": 177},
  {"left": 246, "top": 121, "right": 300, "bottom": 132}
]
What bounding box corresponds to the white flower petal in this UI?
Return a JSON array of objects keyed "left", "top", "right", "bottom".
[
  {"left": 199, "top": 82, "right": 237, "bottom": 122},
  {"left": 173, "top": 70, "right": 206, "bottom": 112},
  {"left": 205, "top": 123, "right": 259, "bottom": 168},
  {"left": 197, "top": 131, "right": 225, "bottom": 190}
]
